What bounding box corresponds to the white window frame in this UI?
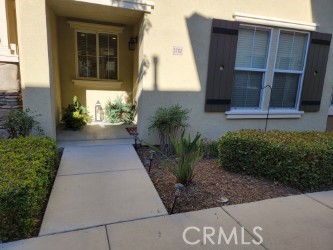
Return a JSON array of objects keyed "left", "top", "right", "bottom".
[
  {"left": 270, "top": 29, "right": 310, "bottom": 111},
  {"left": 74, "top": 29, "right": 120, "bottom": 81},
  {"left": 231, "top": 24, "right": 273, "bottom": 111}
]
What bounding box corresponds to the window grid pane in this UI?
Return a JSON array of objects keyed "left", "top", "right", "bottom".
[
  {"left": 270, "top": 73, "right": 300, "bottom": 108},
  {"left": 77, "top": 32, "right": 97, "bottom": 78},
  {"left": 275, "top": 31, "right": 308, "bottom": 71},
  {"left": 232, "top": 27, "right": 270, "bottom": 108},
  {"left": 231, "top": 71, "right": 263, "bottom": 108},
  {"left": 99, "top": 33, "right": 118, "bottom": 80},
  {"left": 271, "top": 31, "right": 308, "bottom": 109},
  {"left": 235, "top": 27, "right": 270, "bottom": 69}
]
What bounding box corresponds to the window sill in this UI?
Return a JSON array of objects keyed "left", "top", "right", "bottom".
[
  {"left": 72, "top": 80, "right": 123, "bottom": 88},
  {"left": 225, "top": 110, "right": 304, "bottom": 119}
]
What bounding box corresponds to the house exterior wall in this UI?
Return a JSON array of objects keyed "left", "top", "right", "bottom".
[
  {"left": 15, "top": 0, "right": 56, "bottom": 138},
  {"left": 137, "top": 0, "right": 333, "bottom": 143},
  {"left": 47, "top": 6, "right": 62, "bottom": 124},
  {"left": 57, "top": 16, "right": 135, "bottom": 120}
]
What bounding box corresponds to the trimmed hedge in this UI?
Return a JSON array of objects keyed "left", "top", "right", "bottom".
[
  {"left": 0, "top": 137, "right": 59, "bottom": 242},
  {"left": 218, "top": 130, "right": 333, "bottom": 191}
]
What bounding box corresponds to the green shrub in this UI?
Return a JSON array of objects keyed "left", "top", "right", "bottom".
[
  {"left": 149, "top": 104, "right": 189, "bottom": 155},
  {"left": 162, "top": 130, "right": 203, "bottom": 185},
  {"left": 218, "top": 130, "right": 333, "bottom": 191},
  {"left": 0, "top": 137, "right": 59, "bottom": 242},
  {"left": 62, "top": 96, "right": 91, "bottom": 130},
  {"left": 201, "top": 139, "right": 219, "bottom": 158},
  {"left": 104, "top": 96, "right": 135, "bottom": 124},
  {"left": 3, "top": 109, "right": 43, "bottom": 138}
]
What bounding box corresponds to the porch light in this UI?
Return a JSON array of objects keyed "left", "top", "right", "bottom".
[
  {"left": 95, "top": 100, "right": 104, "bottom": 122},
  {"left": 128, "top": 36, "right": 137, "bottom": 51}
]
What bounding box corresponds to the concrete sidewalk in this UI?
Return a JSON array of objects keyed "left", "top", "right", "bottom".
[{"left": 3, "top": 191, "right": 333, "bottom": 250}]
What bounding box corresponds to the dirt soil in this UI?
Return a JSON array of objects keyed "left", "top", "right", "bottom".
[{"left": 136, "top": 146, "right": 301, "bottom": 214}]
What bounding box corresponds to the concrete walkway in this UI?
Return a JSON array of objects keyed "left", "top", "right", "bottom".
[
  {"left": 2, "top": 131, "right": 333, "bottom": 249},
  {"left": 3, "top": 191, "right": 333, "bottom": 250},
  {"left": 39, "top": 143, "right": 167, "bottom": 236}
]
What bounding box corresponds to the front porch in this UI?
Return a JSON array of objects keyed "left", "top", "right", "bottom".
[
  {"left": 56, "top": 123, "right": 136, "bottom": 147},
  {"left": 15, "top": 0, "right": 151, "bottom": 139}
]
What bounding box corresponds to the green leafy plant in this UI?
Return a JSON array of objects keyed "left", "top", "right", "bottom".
[
  {"left": 149, "top": 130, "right": 202, "bottom": 185},
  {"left": 218, "top": 130, "right": 333, "bottom": 191},
  {"left": 200, "top": 139, "right": 219, "bottom": 158},
  {"left": 3, "top": 109, "right": 43, "bottom": 138},
  {"left": 0, "top": 137, "right": 59, "bottom": 242},
  {"left": 104, "top": 96, "right": 135, "bottom": 124},
  {"left": 149, "top": 104, "right": 189, "bottom": 155},
  {"left": 62, "top": 96, "right": 91, "bottom": 130}
]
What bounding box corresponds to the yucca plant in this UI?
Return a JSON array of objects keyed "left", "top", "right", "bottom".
[
  {"left": 162, "top": 130, "right": 203, "bottom": 185},
  {"left": 104, "top": 96, "right": 135, "bottom": 124}
]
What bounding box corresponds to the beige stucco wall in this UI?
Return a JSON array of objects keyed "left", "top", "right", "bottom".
[
  {"left": 47, "top": 6, "right": 62, "bottom": 124},
  {"left": 16, "top": 0, "right": 56, "bottom": 138},
  {"left": 57, "top": 16, "right": 134, "bottom": 120},
  {"left": 138, "top": 0, "right": 333, "bottom": 143}
]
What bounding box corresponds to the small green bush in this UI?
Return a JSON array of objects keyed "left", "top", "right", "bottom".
[
  {"left": 218, "top": 130, "right": 333, "bottom": 191},
  {"left": 3, "top": 109, "right": 43, "bottom": 138},
  {"left": 62, "top": 96, "right": 91, "bottom": 130},
  {"left": 201, "top": 139, "right": 219, "bottom": 158},
  {"left": 104, "top": 96, "right": 135, "bottom": 124},
  {"left": 149, "top": 104, "right": 189, "bottom": 155},
  {"left": 0, "top": 137, "right": 59, "bottom": 242},
  {"left": 162, "top": 130, "right": 203, "bottom": 185}
]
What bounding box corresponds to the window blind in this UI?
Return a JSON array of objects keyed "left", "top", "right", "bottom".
[
  {"left": 231, "top": 71, "right": 263, "bottom": 107},
  {"left": 231, "top": 27, "right": 270, "bottom": 108},
  {"left": 271, "top": 31, "right": 308, "bottom": 109},
  {"left": 275, "top": 31, "right": 308, "bottom": 71},
  {"left": 235, "top": 28, "right": 270, "bottom": 69},
  {"left": 270, "top": 73, "right": 299, "bottom": 108}
]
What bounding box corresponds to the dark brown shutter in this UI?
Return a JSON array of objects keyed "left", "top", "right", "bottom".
[
  {"left": 300, "top": 32, "right": 332, "bottom": 112},
  {"left": 205, "top": 19, "right": 239, "bottom": 112}
]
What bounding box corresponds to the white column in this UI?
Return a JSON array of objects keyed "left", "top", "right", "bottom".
[{"left": 0, "top": 0, "right": 11, "bottom": 55}]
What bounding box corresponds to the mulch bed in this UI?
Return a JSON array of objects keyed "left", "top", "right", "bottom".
[
  {"left": 136, "top": 146, "right": 301, "bottom": 214},
  {"left": 126, "top": 127, "right": 137, "bottom": 136}
]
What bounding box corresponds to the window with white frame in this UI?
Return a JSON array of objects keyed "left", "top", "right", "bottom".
[
  {"left": 231, "top": 26, "right": 271, "bottom": 108},
  {"left": 271, "top": 31, "right": 309, "bottom": 108},
  {"left": 76, "top": 31, "right": 118, "bottom": 80},
  {"left": 231, "top": 26, "right": 309, "bottom": 110}
]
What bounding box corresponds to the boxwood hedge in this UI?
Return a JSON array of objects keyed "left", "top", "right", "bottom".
[
  {"left": 218, "top": 130, "right": 333, "bottom": 191},
  {"left": 0, "top": 137, "right": 59, "bottom": 242}
]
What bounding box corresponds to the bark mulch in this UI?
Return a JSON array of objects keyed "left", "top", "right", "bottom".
[{"left": 136, "top": 146, "right": 301, "bottom": 214}]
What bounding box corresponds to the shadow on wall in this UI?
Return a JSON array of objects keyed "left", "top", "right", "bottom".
[{"left": 185, "top": 13, "right": 212, "bottom": 90}]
